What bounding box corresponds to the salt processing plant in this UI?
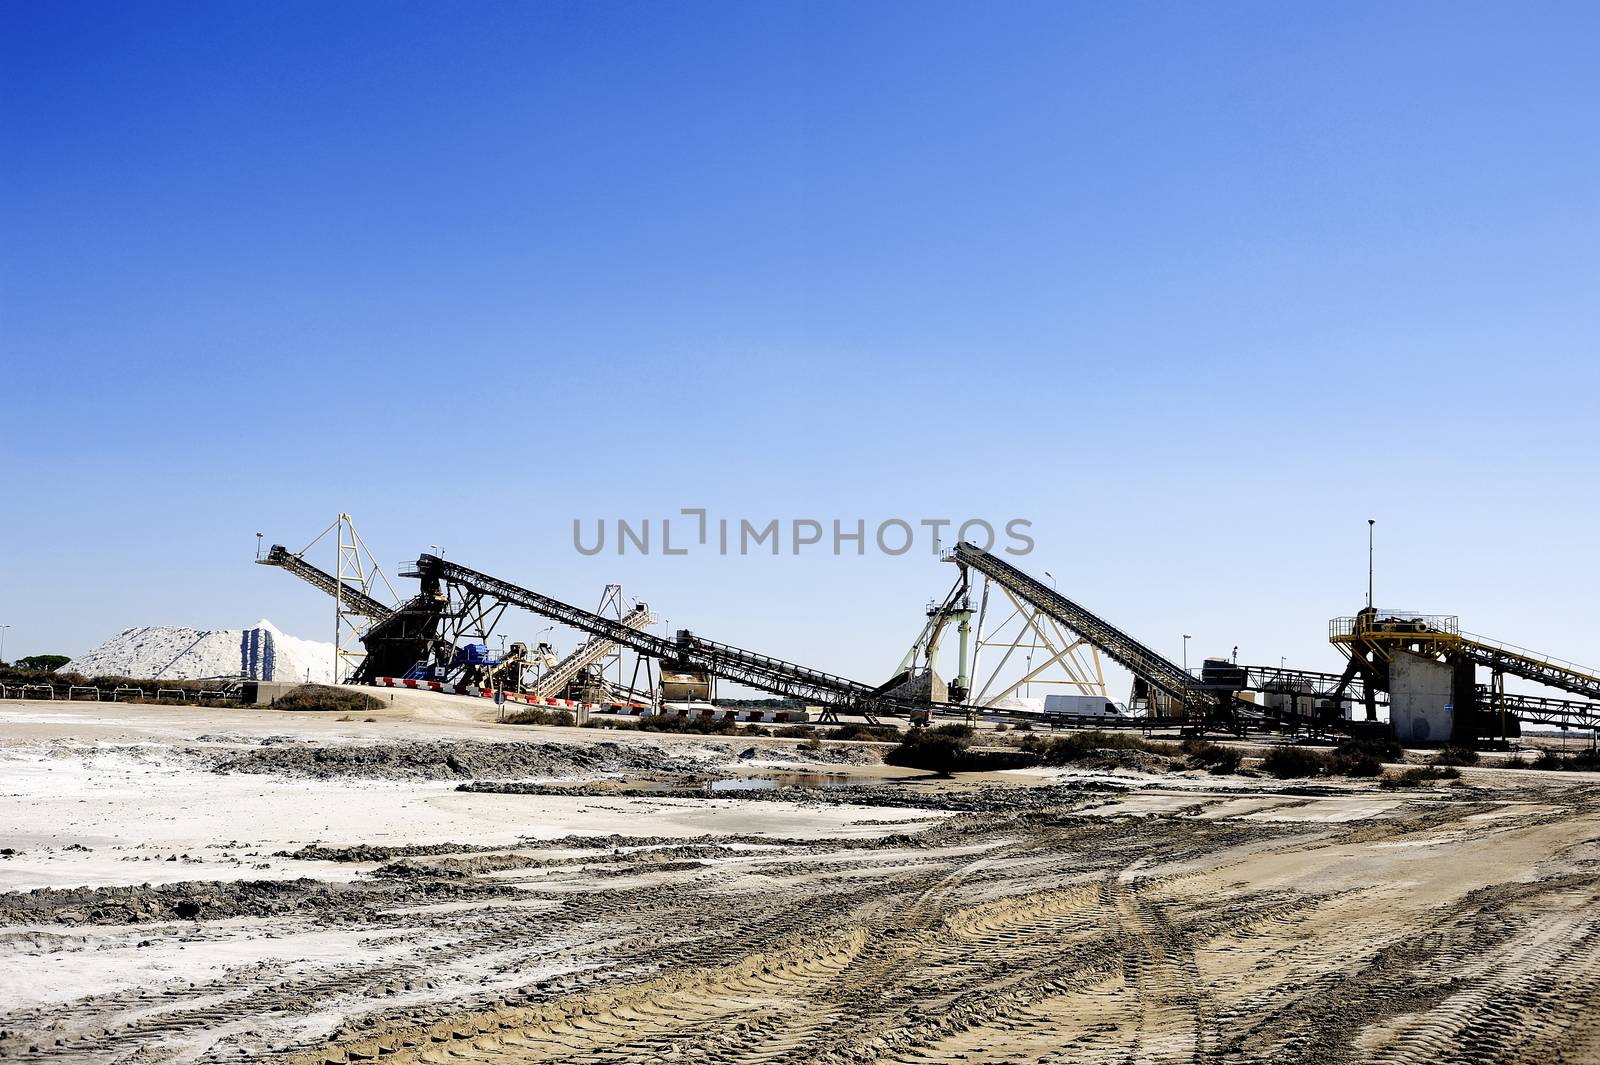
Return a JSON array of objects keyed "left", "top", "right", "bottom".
[{"left": 213, "top": 515, "right": 1600, "bottom": 749}]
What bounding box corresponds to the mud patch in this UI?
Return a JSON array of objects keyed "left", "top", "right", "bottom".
[
  {"left": 0, "top": 875, "right": 511, "bottom": 926},
  {"left": 206, "top": 739, "right": 696, "bottom": 781},
  {"left": 456, "top": 778, "right": 1123, "bottom": 812}
]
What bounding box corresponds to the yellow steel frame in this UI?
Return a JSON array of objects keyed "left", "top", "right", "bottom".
[{"left": 1328, "top": 614, "right": 1461, "bottom": 664}]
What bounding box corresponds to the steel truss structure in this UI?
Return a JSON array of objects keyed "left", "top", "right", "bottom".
[
  {"left": 894, "top": 566, "right": 1110, "bottom": 712},
  {"left": 413, "top": 554, "right": 909, "bottom": 715},
  {"left": 968, "top": 576, "right": 1107, "bottom": 707},
  {"left": 531, "top": 587, "right": 656, "bottom": 699},
  {"left": 1330, "top": 609, "right": 1600, "bottom": 736},
  {"left": 948, "top": 542, "right": 1259, "bottom": 733},
  {"left": 256, "top": 515, "right": 401, "bottom": 682}
]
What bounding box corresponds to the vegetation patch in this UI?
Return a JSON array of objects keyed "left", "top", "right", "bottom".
[
  {"left": 269, "top": 685, "right": 383, "bottom": 714},
  {"left": 1506, "top": 747, "right": 1600, "bottom": 772},
  {"left": 582, "top": 715, "right": 769, "bottom": 736},
  {"left": 1260, "top": 738, "right": 1396, "bottom": 779},
  {"left": 11, "top": 655, "right": 69, "bottom": 672},
  {"left": 830, "top": 723, "right": 904, "bottom": 743},
  {"left": 1022, "top": 730, "right": 1177, "bottom": 764},
  {"left": 1381, "top": 765, "right": 1461, "bottom": 789},
  {"left": 1433, "top": 746, "right": 1480, "bottom": 767},
  {"left": 503, "top": 708, "right": 577, "bottom": 727},
  {"left": 1180, "top": 739, "right": 1243, "bottom": 775},
  {"left": 885, "top": 724, "right": 1041, "bottom": 776}
]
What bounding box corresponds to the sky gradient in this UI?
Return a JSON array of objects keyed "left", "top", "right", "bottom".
[{"left": 3, "top": 1, "right": 1597, "bottom": 693}]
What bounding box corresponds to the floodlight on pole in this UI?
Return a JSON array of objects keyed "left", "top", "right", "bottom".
[{"left": 1368, "top": 519, "right": 1376, "bottom": 608}]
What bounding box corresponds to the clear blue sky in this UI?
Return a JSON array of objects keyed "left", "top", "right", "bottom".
[{"left": 3, "top": 1, "right": 1597, "bottom": 691}]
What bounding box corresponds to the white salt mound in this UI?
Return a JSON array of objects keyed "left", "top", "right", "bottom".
[{"left": 63, "top": 620, "right": 334, "bottom": 683}]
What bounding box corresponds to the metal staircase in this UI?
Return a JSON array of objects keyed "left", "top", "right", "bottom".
[{"left": 532, "top": 604, "right": 655, "bottom": 698}]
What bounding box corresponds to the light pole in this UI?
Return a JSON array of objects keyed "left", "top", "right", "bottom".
[
  {"left": 1280, "top": 655, "right": 1286, "bottom": 671},
  {"left": 1181, "top": 633, "right": 1193, "bottom": 722},
  {"left": 255, "top": 532, "right": 264, "bottom": 560},
  {"left": 1044, "top": 570, "right": 1057, "bottom": 591},
  {"left": 1367, "top": 519, "right": 1375, "bottom": 608}
]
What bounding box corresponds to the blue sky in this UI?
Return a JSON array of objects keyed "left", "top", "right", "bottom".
[{"left": 3, "top": 1, "right": 1597, "bottom": 691}]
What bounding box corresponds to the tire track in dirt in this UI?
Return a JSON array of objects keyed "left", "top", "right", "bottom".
[{"left": 14, "top": 781, "right": 1600, "bottom": 1065}]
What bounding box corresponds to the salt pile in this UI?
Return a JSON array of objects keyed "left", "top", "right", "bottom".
[{"left": 63, "top": 620, "right": 334, "bottom": 682}]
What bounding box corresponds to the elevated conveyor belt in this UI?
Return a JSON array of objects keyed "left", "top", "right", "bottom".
[
  {"left": 414, "top": 555, "right": 892, "bottom": 711},
  {"left": 256, "top": 545, "right": 394, "bottom": 621},
  {"left": 1241, "top": 665, "right": 1372, "bottom": 704},
  {"left": 951, "top": 542, "right": 1220, "bottom": 714},
  {"left": 1475, "top": 687, "right": 1600, "bottom": 732},
  {"left": 1330, "top": 614, "right": 1600, "bottom": 707},
  {"left": 1459, "top": 634, "right": 1600, "bottom": 703},
  {"left": 532, "top": 605, "right": 655, "bottom": 698}
]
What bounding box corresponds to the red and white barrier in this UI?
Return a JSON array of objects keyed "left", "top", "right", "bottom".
[{"left": 375, "top": 676, "right": 479, "bottom": 696}]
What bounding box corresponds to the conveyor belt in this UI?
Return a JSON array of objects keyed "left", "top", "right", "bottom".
[
  {"left": 1242, "top": 665, "right": 1372, "bottom": 704},
  {"left": 1475, "top": 687, "right": 1600, "bottom": 732},
  {"left": 950, "top": 542, "right": 1219, "bottom": 713},
  {"left": 1459, "top": 634, "right": 1600, "bottom": 703},
  {"left": 256, "top": 544, "right": 393, "bottom": 621},
  {"left": 532, "top": 605, "right": 655, "bottom": 698},
  {"left": 1330, "top": 613, "right": 1600, "bottom": 710},
  {"left": 414, "top": 555, "right": 893, "bottom": 711}
]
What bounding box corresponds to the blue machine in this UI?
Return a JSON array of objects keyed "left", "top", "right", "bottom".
[{"left": 449, "top": 643, "right": 503, "bottom": 668}]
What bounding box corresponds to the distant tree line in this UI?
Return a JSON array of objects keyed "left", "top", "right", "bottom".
[{"left": 1, "top": 654, "right": 71, "bottom": 673}]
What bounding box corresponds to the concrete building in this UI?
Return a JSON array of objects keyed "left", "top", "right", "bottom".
[{"left": 1389, "top": 650, "right": 1455, "bottom": 744}]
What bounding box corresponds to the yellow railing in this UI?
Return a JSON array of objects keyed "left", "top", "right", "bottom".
[
  {"left": 1460, "top": 631, "right": 1600, "bottom": 685},
  {"left": 1329, "top": 613, "right": 1460, "bottom": 641}
]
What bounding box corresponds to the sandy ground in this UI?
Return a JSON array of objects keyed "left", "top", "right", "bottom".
[{"left": 3, "top": 695, "right": 1600, "bottom": 1065}]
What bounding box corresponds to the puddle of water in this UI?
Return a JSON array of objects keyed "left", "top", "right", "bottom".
[{"left": 709, "top": 772, "right": 857, "bottom": 793}]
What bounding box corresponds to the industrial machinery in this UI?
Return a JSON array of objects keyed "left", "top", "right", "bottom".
[
  {"left": 883, "top": 583, "right": 973, "bottom": 705},
  {"left": 409, "top": 553, "right": 916, "bottom": 718},
  {"left": 259, "top": 523, "right": 642, "bottom": 700},
  {"left": 947, "top": 542, "right": 1260, "bottom": 734},
  {"left": 259, "top": 521, "right": 1598, "bottom": 742},
  {"left": 1330, "top": 607, "right": 1600, "bottom": 744},
  {"left": 893, "top": 555, "right": 1112, "bottom": 714},
  {"left": 257, "top": 542, "right": 393, "bottom": 622},
  {"left": 256, "top": 527, "right": 452, "bottom": 685},
  {"left": 1224, "top": 664, "right": 1374, "bottom": 733},
  {"left": 528, "top": 592, "right": 655, "bottom": 700}
]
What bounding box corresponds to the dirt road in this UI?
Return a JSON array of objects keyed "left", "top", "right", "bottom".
[{"left": 2, "top": 699, "right": 1598, "bottom": 1064}]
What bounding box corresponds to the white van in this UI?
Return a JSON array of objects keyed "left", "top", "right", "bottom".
[{"left": 1043, "top": 694, "right": 1125, "bottom": 718}]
